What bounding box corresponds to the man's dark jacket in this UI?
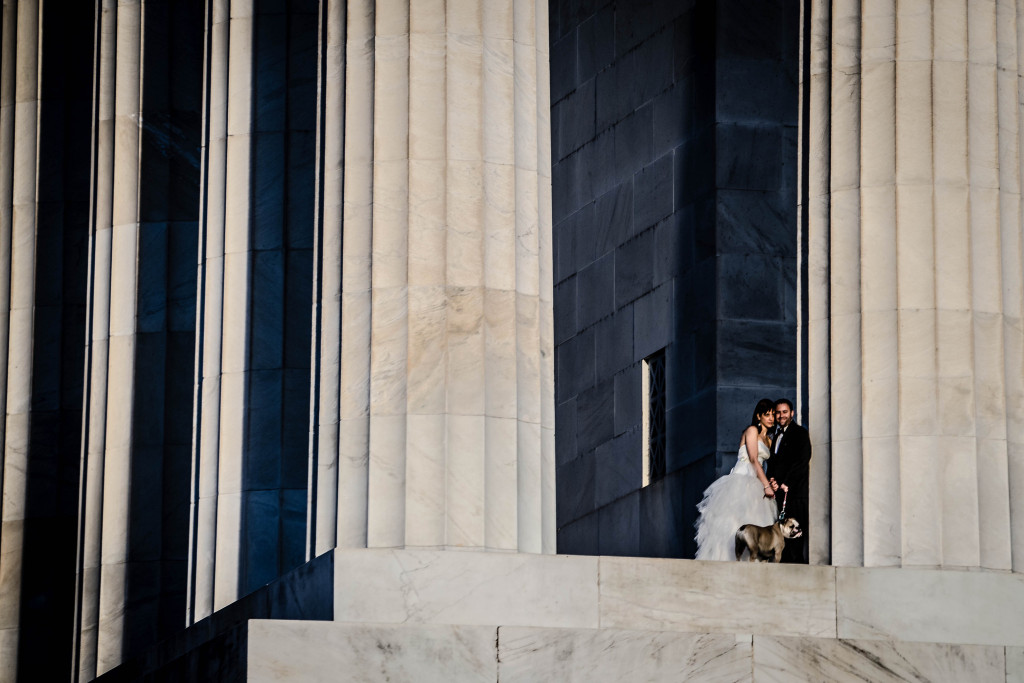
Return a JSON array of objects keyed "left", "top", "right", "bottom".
[{"left": 766, "top": 422, "right": 811, "bottom": 563}]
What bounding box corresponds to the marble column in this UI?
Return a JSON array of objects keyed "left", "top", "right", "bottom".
[
  {"left": 74, "top": 1, "right": 203, "bottom": 677},
  {"left": 810, "top": 0, "right": 1024, "bottom": 572},
  {"left": 804, "top": 0, "right": 831, "bottom": 567},
  {"left": 1, "top": 2, "right": 93, "bottom": 680},
  {"left": 309, "top": 0, "right": 555, "bottom": 556},
  {"left": 75, "top": 2, "right": 117, "bottom": 676},
  {"left": 0, "top": 2, "right": 38, "bottom": 676},
  {"left": 188, "top": 0, "right": 316, "bottom": 622},
  {"left": 94, "top": 0, "right": 145, "bottom": 672}
]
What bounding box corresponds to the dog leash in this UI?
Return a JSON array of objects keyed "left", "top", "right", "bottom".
[{"left": 778, "top": 489, "right": 788, "bottom": 522}]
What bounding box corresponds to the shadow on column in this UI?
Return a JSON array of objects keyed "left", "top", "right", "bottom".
[
  {"left": 119, "top": 0, "right": 204, "bottom": 663},
  {"left": 16, "top": 2, "right": 93, "bottom": 680},
  {"left": 238, "top": 0, "right": 317, "bottom": 597}
]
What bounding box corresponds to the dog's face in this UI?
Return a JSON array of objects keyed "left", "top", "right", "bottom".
[{"left": 780, "top": 518, "right": 802, "bottom": 539}]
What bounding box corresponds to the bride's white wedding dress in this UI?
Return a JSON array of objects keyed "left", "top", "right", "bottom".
[{"left": 694, "top": 439, "right": 778, "bottom": 561}]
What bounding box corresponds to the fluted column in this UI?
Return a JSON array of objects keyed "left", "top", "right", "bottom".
[
  {"left": 75, "top": 1, "right": 116, "bottom": 678},
  {"left": 188, "top": 0, "right": 229, "bottom": 623},
  {"left": 74, "top": 2, "right": 203, "bottom": 674},
  {"left": 191, "top": 0, "right": 253, "bottom": 619},
  {"left": 310, "top": 0, "right": 555, "bottom": 555},
  {"left": 94, "top": 0, "right": 144, "bottom": 672},
  {"left": 0, "top": 1, "right": 39, "bottom": 676},
  {"left": 811, "top": 0, "right": 1024, "bottom": 572},
  {"left": 1, "top": 2, "right": 94, "bottom": 679},
  {"left": 804, "top": 0, "right": 831, "bottom": 566}
]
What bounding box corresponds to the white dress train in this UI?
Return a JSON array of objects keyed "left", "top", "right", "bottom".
[{"left": 694, "top": 439, "right": 778, "bottom": 561}]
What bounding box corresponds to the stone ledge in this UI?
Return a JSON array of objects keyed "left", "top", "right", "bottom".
[
  {"left": 334, "top": 548, "right": 600, "bottom": 628},
  {"left": 333, "top": 549, "right": 1024, "bottom": 648},
  {"left": 597, "top": 554, "right": 835, "bottom": 637},
  {"left": 837, "top": 565, "right": 1024, "bottom": 647}
]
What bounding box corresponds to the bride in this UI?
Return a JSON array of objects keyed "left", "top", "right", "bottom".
[{"left": 694, "top": 398, "right": 780, "bottom": 561}]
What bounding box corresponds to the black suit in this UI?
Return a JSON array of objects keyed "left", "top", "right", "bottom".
[{"left": 766, "top": 422, "right": 811, "bottom": 563}]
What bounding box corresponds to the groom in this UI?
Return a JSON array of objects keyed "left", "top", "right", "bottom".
[{"left": 766, "top": 398, "right": 811, "bottom": 563}]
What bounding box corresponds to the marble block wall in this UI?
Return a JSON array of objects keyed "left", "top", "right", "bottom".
[
  {"left": 0, "top": 2, "right": 93, "bottom": 681},
  {"left": 308, "top": 0, "right": 556, "bottom": 556},
  {"left": 248, "top": 622, "right": 1014, "bottom": 683},
  {"left": 551, "top": 0, "right": 798, "bottom": 559},
  {"left": 807, "top": 0, "right": 1024, "bottom": 572},
  {"left": 245, "top": 548, "right": 1024, "bottom": 682}
]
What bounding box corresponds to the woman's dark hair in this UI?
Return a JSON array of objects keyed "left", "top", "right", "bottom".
[{"left": 750, "top": 398, "right": 775, "bottom": 429}]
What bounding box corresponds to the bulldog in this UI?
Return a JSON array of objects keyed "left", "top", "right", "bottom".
[{"left": 734, "top": 518, "right": 803, "bottom": 563}]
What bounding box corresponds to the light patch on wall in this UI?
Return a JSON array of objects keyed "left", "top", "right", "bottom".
[{"left": 642, "top": 350, "right": 666, "bottom": 487}]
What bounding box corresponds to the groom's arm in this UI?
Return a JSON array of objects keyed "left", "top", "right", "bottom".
[{"left": 773, "top": 428, "right": 811, "bottom": 489}]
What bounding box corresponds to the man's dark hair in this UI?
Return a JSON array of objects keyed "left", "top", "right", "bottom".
[{"left": 775, "top": 398, "right": 794, "bottom": 411}]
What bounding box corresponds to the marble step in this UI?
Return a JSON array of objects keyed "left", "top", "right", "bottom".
[
  {"left": 246, "top": 620, "right": 1021, "bottom": 682},
  {"left": 332, "top": 548, "right": 1024, "bottom": 648}
]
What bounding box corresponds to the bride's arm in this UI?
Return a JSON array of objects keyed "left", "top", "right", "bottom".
[{"left": 744, "top": 426, "right": 774, "bottom": 498}]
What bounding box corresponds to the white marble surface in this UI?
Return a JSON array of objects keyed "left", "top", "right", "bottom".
[
  {"left": 598, "top": 557, "right": 837, "bottom": 638},
  {"left": 252, "top": 603, "right": 1016, "bottom": 681},
  {"left": 330, "top": 549, "right": 1024, "bottom": 654},
  {"left": 499, "top": 626, "right": 752, "bottom": 682},
  {"left": 248, "top": 621, "right": 496, "bottom": 683},
  {"left": 1007, "top": 646, "right": 1024, "bottom": 683},
  {"left": 752, "top": 634, "right": 1005, "bottom": 683},
  {"left": 836, "top": 566, "right": 1024, "bottom": 646},
  {"left": 334, "top": 549, "right": 598, "bottom": 628}
]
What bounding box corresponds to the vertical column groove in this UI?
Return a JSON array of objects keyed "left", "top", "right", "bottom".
[
  {"left": 366, "top": 1, "right": 409, "bottom": 548},
  {"left": 535, "top": 0, "right": 555, "bottom": 553},
  {"left": 311, "top": 0, "right": 345, "bottom": 559},
  {"left": 95, "top": 0, "right": 143, "bottom": 673},
  {"left": 190, "top": 0, "right": 229, "bottom": 622},
  {"left": 1008, "top": 0, "right": 1024, "bottom": 573},
  {"left": 212, "top": 0, "right": 254, "bottom": 610},
  {"left": 828, "top": 0, "right": 864, "bottom": 567},
  {"left": 512, "top": 0, "right": 541, "bottom": 554},
  {"left": 444, "top": 0, "right": 485, "bottom": 549},
  {"left": 858, "top": 0, "right": 900, "bottom": 567},
  {"left": 934, "top": 0, "right": 978, "bottom": 569},
  {"left": 0, "top": 0, "right": 38, "bottom": 676},
  {"left": 482, "top": 0, "right": 517, "bottom": 551},
  {"left": 806, "top": 0, "right": 832, "bottom": 566},
  {"left": 405, "top": 0, "right": 447, "bottom": 549},
  {"left": 967, "top": 0, "right": 1013, "bottom": 571},
  {"left": 75, "top": 0, "right": 116, "bottom": 676},
  {"left": 337, "top": 0, "right": 373, "bottom": 549},
  {"left": 895, "top": 0, "right": 939, "bottom": 567}
]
